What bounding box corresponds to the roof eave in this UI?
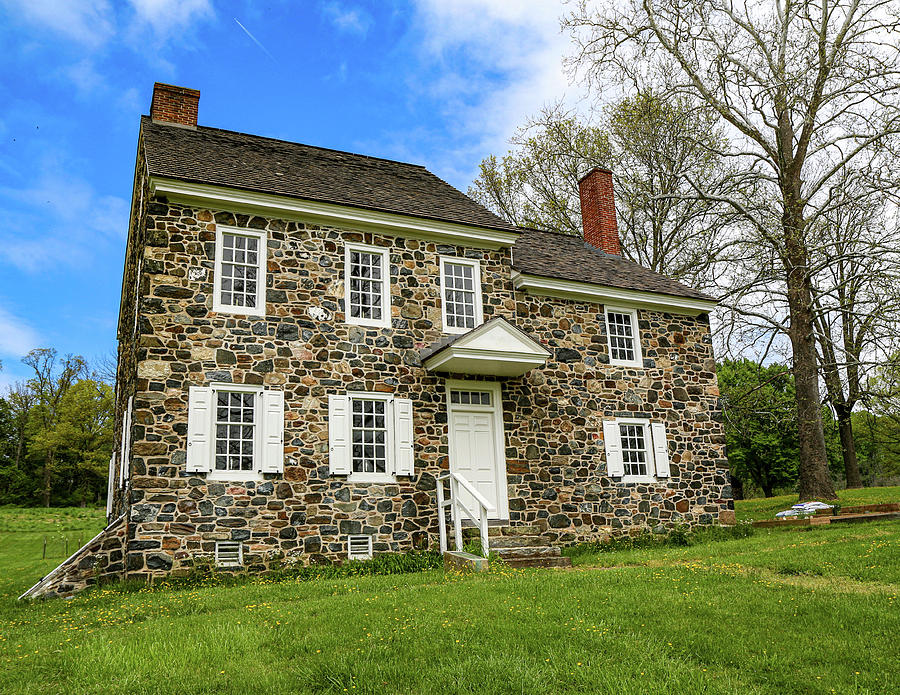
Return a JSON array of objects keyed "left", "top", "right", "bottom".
[
  {"left": 148, "top": 176, "right": 522, "bottom": 249},
  {"left": 510, "top": 269, "right": 718, "bottom": 316}
]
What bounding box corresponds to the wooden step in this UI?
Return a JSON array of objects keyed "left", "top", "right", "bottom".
[
  {"left": 493, "top": 546, "right": 561, "bottom": 559},
  {"left": 463, "top": 524, "right": 542, "bottom": 538},
  {"left": 503, "top": 556, "right": 572, "bottom": 569}
]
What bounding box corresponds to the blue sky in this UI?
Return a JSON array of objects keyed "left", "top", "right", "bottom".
[{"left": 0, "top": 0, "right": 575, "bottom": 387}]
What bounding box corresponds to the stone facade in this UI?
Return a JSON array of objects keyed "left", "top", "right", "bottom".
[
  {"left": 108, "top": 173, "right": 732, "bottom": 581},
  {"left": 21, "top": 516, "right": 127, "bottom": 599}
]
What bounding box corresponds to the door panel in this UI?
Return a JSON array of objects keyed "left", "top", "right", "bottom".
[{"left": 450, "top": 410, "right": 501, "bottom": 518}]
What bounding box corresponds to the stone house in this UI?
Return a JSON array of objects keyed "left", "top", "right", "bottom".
[{"left": 22, "top": 83, "right": 733, "bottom": 598}]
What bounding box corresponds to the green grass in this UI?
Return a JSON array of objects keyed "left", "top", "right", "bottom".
[
  {"left": 0, "top": 507, "right": 898, "bottom": 694},
  {"left": 734, "top": 485, "right": 900, "bottom": 522}
]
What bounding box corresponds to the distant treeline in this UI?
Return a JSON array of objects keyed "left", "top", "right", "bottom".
[{"left": 0, "top": 349, "right": 112, "bottom": 507}]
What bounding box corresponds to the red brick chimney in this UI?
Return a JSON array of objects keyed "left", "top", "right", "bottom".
[
  {"left": 578, "top": 167, "right": 620, "bottom": 255},
  {"left": 150, "top": 83, "right": 200, "bottom": 127}
]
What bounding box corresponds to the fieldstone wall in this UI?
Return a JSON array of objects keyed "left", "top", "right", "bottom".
[
  {"left": 20, "top": 516, "right": 127, "bottom": 599},
  {"left": 120, "top": 194, "right": 731, "bottom": 580}
]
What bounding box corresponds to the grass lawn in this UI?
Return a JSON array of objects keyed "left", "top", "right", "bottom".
[
  {"left": 734, "top": 485, "right": 900, "bottom": 522},
  {"left": 0, "top": 507, "right": 897, "bottom": 694}
]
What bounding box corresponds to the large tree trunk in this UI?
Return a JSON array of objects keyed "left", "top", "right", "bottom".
[
  {"left": 835, "top": 404, "right": 863, "bottom": 488},
  {"left": 783, "top": 211, "right": 838, "bottom": 501}
]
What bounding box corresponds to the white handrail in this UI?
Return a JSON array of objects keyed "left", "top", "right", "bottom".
[{"left": 436, "top": 470, "right": 494, "bottom": 558}]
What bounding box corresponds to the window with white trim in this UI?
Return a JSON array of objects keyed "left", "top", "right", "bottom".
[
  {"left": 345, "top": 243, "right": 390, "bottom": 328},
  {"left": 605, "top": 307, "right": 642, "bottom": 367},
  {"left": 328, "top": 393, "right": 414, "bottom": 481},
  {"left": 186, "top": 384, "right": 285, "bottom": 479},
  {"left": 440, "top": 257, "right": 483, "bottom": 333},
  {"left": 602, "top": 418, "right": 671, "bottom": 482},
  {"left": 619, "top": 422, "right": 649, "bottom": 477},
  {"left": 213, "top": 227, "right": 266, "bottom": 315}
]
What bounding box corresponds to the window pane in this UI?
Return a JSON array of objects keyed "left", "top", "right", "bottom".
[
  {"left": 608, "top": 311, "right": 637, "bottom": 362},
  {"left": 619, "top": 423, "right": 649, "bottom": 477},
  {"left": 351, "top": 398, "right": 388, "bottom": 475},
  {"left": 443, "top": 261, "right": 478, "bottom": 329},
  {"left": 348, "top": 249, "right": 386, "bottom": 322},
  {"left": 214, "top": 390, "right": 256, "bottom": 473},
  {"left": 219, "top": 232, "right": 263, "bottom": 311}
]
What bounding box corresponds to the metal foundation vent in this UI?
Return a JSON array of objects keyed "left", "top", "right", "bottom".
[
  {"left": 347, "top": 535, "right": 373, "bottom": 561},
  {"left": 215, "top": 541, "right": 243, "bottom": 567}
]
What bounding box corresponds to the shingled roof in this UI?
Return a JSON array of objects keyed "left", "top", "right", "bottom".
[
  {"left": 140, "top": 117, "right": 518, "bottom": 233},
  {"left": 512, "top": 228, "right": 715, "bottom": 302},
  {"left": 141, "top": 118, "right": 713, "bottom": 303}
]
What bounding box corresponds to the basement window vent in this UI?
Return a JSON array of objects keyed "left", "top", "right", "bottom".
[
  {"left": 347, "top": 535, "right": 373, "bottom": 561},
  {"left": 215, "top": 541, "right": 243, "bottom": 567}
]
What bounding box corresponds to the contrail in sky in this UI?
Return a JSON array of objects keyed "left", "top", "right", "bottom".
[{"left": 234, "top": 18, "right": 277, "bottom": 63}]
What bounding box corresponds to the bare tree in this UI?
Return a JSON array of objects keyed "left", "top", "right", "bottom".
[
  {"left": 566, "top": 0, "right": 900, "bottom": 499},
  {"left": 811, "top": 179, "right": 900, "bottom": 487},
  {"left": 469, "top": 94, "right": 730, "bottom": 288}
]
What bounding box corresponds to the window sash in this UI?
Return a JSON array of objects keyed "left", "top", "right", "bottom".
[
  {"left": 606, "top": 309, "right": 640, "bottom": 364},
  {"left": 214, "top": 390, "right": 258, "bottom": 472},
  {"left": 440, "top": 257, "right": 483, "bottom": 333},
  {"left": 350, "top": 397, "right": 388, "bottom": 475},
  {"left": 214, "top": 227, "right": 265, "bottom": 315},
  {"left": 619, "top": 422, "right": 650, "bottom": 477},
  {"left": 345, "top": 244, "right": 389, "bottom": 327}
]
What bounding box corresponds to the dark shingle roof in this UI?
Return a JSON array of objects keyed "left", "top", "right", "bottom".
[
  {"left": 140, "top": 117, "right": 518, "bottom": 232},
  {"left": 512, "top": 228, "right": 715, "bottom": 302},
  {"left": 142, "top": 118, "right": 713, "bottom": 304}
]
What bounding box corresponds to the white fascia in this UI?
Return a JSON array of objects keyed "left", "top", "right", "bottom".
[
  {"left": 149, "top": 177, "right": 521, "bottom": 249},
  {"left": 510, "top": 270, "right": 717, "bottom": 317}
]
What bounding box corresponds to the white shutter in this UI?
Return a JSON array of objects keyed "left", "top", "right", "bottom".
[
  {"left": 106, "top": 453, "right": 115, "bottom": 519},
  {"left": 328, "top": 395, "right": 352, "bottom": 475},
  {"left": 186, "top": 386, "right": 213, "bottom": 473},
  {"left": 603, "top": 420, "right": 624, "bottom": 477},
  {"left": 119, "top": 396, "right": 133, "bottom": 485},
  {"left": 651, "top": 422, "right": 671, "bottom": 478},
  {"left": 393, "top": 398, "right": 415, "bottom": 476},
  {"left": 260, "top": 390, "right": 285, "bottom": 473}
]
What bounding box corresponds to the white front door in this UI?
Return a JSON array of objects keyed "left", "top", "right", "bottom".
[{"left": 447, "top": 381, "right": 508, "bottom": 520}]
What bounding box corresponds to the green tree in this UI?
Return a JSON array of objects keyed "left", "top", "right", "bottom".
[{"left": 719, "top": 359, "right": 799, "bottom": 497}]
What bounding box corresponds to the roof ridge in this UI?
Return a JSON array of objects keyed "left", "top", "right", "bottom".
[{"left": 141, "top": 115, "right": 431, "bottom": 171}]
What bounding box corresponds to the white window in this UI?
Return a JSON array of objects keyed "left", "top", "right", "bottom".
[
  {"left": 440, "top": 257, "right": 483, "bottom": 333},
  {"left": 345, "top": 243, "right": 390, "bottom": 328},
  {"left": 186, "top": 384, "right": 284, "bottom": 479},
  {"left": 602, "top": 419, "right": 671, "bottom": 482},
  {"left": 213, "top": 226, "right": 266, "bottom": 316},
  {"left": 328, "top": 393, "right": 414, "bottom": 481},
  {"left": 605, "top": 307, "right": 642, "bottom": 367}
]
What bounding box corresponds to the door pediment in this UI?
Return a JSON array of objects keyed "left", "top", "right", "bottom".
[{"left": 420, "top": 317, "right": 551, "bottom": 377}]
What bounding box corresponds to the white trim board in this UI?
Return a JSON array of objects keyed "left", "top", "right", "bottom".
[
  {"left": 149, "top": 177, "right": 521, "bottom": 249},
  {"left": 510, "top": 270, "right": 717, "bottom": 316}
]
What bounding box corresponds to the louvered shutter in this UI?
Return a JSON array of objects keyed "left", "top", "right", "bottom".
[
  {"left": 328, "top": 395, "right": 352, "bottom": 475},
  {"left": 651, "top": 422, "right": 671, "bottom": 478},
  {"left": 603, "top": 420, "right": 624, "bottom": 477},
  {"left": 119, "top": 396, "right": 133, "bottom": 485},
  {"left": 106, "top": 453, "right": 115, "bottom": 519},
  {"left": 393, "top": 398, "right": 415, "bottom": 476},
  {"left": 186, "top": 386, "right": 213, "bottom": 473},
  {"left": 260, "top": 390, "right": 285, "bottom": 473}
]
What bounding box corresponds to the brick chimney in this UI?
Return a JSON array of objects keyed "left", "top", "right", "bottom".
[
  {"left": 578, "top": 167, "right": 620, "bottom": 255},
  {"left": 150, "top": 83, "right": 200, "bottom": 127}
]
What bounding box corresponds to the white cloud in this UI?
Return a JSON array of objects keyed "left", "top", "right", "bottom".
[
  {"left": 0, "top": 305, "right": 40, "bottom": 359},
  {"left": 0, "top": 172, "right": 129, "bottom": 272},
  {"left": 0, "top": 0, "right": 115, "bottom": 47},
  {"left": 128, "top": 0, "right": 213, "bottom": 37},
  {"left": 322, "top": 2, "right": 372, "bottom": 35},
  {"left": 407, "top": 0, "right": 579, "bottom": 184}
]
